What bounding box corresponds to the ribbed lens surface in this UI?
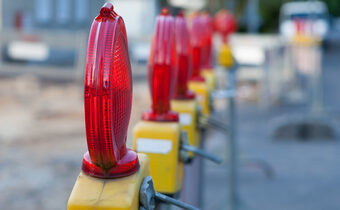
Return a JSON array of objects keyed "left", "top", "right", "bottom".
[
  {"left": 190, "top": 15, "right": 205, "bottom": 81},
  {"left": 82, "top": 5, "right": 138, "bottom": 178},
  {"left": 143, "top": 12, "right": 179, "bottom": 121},
  {"left": 201, "top": 13, "right": 213, "bottom": 69},
  {"left": 173, "top": 14, "right": 194, "bottom": 99}
]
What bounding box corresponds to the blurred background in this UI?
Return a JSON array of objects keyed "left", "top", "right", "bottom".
[{"left": 0, "top": 0, "right": 340, "bottom": 209}]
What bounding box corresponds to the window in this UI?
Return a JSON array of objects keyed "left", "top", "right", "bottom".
[
  {"left": 35, "top": 0, "right": 52, "bottom": 24},
  {"left": 75, "top": 0, "right": 89, "bottom": 24},
  {"left": 56, "top": 0, "right": 71, "bottom": 24}
]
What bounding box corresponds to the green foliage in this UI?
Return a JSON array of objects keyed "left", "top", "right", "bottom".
[
  {"left": 259, "top": 0, "right": 286, "bottom": 32},
  {"left": 323, "top": 0, "right": 340, "bottom": 16}
]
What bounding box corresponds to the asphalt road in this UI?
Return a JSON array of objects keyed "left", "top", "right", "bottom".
[{"left": 203, "top": 45, "right": 340, "bottom": 210}]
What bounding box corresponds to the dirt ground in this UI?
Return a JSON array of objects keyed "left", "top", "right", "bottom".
[{"left": 0, "top": 75, "right": 151, "bottom": 210}]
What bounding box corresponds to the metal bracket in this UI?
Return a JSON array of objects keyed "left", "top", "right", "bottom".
[
  {"left": 199, "top": 116, "right": 229, "bottom": 134},
  {"left": 196, "top": 106, "right": 206, "bottom": 129},
  {"left": 139, "top": 176, "right": 156, "bottom": 210},
  {"left": 180, "top": 131, "right": 222, "bottom": 164},
  {"left": 139, "top": 176, "right": 200, "bottom": 210}
]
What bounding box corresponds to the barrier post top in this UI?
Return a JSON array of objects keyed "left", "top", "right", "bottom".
[
  {"left": 82, "top": 2, "right": 139, "bottom": 179},
  {"left": 173, "top": 11, "right": 195, "bottom": 100},
  {"left": 190, "top": 14, "right": 205, "bottom": 82},
  {"left": 142, "top": 8, "right": 179, "bottom": 122}
]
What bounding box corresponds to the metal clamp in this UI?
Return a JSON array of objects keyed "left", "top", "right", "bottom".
[
  {"left": 196, "top": 106, "right": 206, "bottom": 129},
  {"left": 199, "top": 116, "right": 229, "bottom": 134},
  {"left": 180, "top": 131, "right": 222, "bottom": 164},
  {"left": 139, "top": 176, "right": 200, "bottom": 210}
]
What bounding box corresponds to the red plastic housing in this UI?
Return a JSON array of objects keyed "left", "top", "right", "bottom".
[
  {"left": 142, "top": 8, "right": 179, "bottom": 122},
  {"left": 213, "top": 9, "right": 237, "bottom": 44},
  {"left": 200, "top": 12, "right": 214, "bottom": 69},
  {"left": 190, "top": 14, "right": 205, "bottom": 82},
  {"left": 82, "top": 3, "right": 139, "bottom": 178},
  {"left": 294, "top": 19, "right": 306, "bottom": 35},
  {"left": 173, "top": 12, "right": 195, "bottom": 100}
]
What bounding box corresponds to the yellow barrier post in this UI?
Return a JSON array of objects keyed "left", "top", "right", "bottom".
[
  {"left": 68, "top": 4, "right": 199, "bottom": 210},
  {"left": 132, "top": 9, "right": 184, "bottom": 196},
  {"left": 171, "top": 12, "right": 200, "bottom": 159},
  {"left": 133, "top": 9, "right": 222, "bottom": 200},
  {"left": 214, "top": 9, "right": 240, "bottom": 210},
  {"left": 201, "top": 12, "right": 217, "bottom": 91},
  {"left": 171, "top": 12, "right": 223, "bottom": 208},
  {"left": 188, "top": 14, "right": 211, "bottom": 117},
  {"left": 218, "top": 43, "right": 234, "bottom": 69},
  {"left": 68, "top": 4, "right": 148, "bottom": 209}
]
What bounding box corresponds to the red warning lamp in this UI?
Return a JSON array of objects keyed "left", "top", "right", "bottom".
[
  {"left": 213, "top": 9, "right": 237, "bottom": 44},
  {"left": 173, "top": 11, "right": 195, "bottom": 100},
  {"left": 142, "top": 8, "right": 179, "bottom": 122},
  {"left": 190, "top": 14, "right": 205, "bottom": 82},
  {"left": 82, "top": 3, "right": 139, "bottom": 178},
  {"left": 200, "top": 12, "right": 214, "bottom": 69},
  {"left": 294, "top": 19, "right": 306, "bottom": 36}
]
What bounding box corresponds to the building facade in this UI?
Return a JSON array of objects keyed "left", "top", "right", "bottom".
[{"left": 1, "top": 0, "right": 105, "bottom": 31}]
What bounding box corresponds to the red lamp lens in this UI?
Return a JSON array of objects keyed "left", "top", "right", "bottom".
[
  {"left": 173, "top": 12, "right": 195, "bottom": 100},
  {"left": 82, "top": 3, "right": 139, "bottom": 178},
  {"left": 213, "top": 9, "right": 237, "bottom": 43},
  {"left": 190, "top": 14, "right": 205, "bottom": 82},
  {"left": 200, "top": 13, "right": 213, "bottom": 69},
  {"left": 294, "top": 19, "right": 306, "bottom": 35},
  {"left": 142, "top": 9, "right": 179, "bottom": 122}
]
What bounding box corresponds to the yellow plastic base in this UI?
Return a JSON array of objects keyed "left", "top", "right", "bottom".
[
  {"left": 171, "top": 99, "right": 200, "bottom": 158},
  {"left": 293, "top": 34, "right": 321, "bottom": 46},
  {"left": 218, "top": 44, "right": 234, "bottom": 68},
  {"left": 67, "top": 153, "right": 150, "bottom": 210},
  {"left": 201, "top": 69, "right": 216, "bottom": 90},
  {"left": 189, "top": 81, "right": 210, "bottom": 117},
  {"left": 133, "top": 121, "right": 182, "bottom": 194}
]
